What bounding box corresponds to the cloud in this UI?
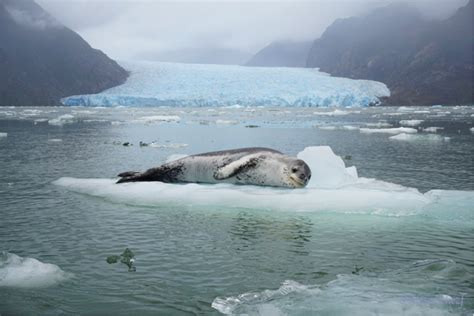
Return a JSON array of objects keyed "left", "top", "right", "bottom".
[
  {"left": 6, "top": 5, "right": 61, "bottom": 30},
  {"left": 36, "top": 0, "right": 469, "bottom": 60}
]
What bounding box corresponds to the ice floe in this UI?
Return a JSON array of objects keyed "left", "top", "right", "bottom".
[
  {"left": 0, "top": 132, "right": 7, "bottom": 137},
  {"left": 389, "top": 133, "right": 450, "bottom": 142},
  {"left": 0, "top": 252, "right": 71, "bottom": 288},
  {"left": 48, "top": 114, "right": 75, "bottom": 126},
  {"left": 423, "top": 127, "right": 444, "bottom": 133},
  {"left": 133, "top": 115, "right": 181, "bottom": 124},
  {"left": 53, "top": 146, "right": 474, "bottom": 216},
  {"left": 399, "top": 119, "right": 424, "bottom": 127},
  {"left": 359, "top": 127, "right": 418, "bottom": 134}
]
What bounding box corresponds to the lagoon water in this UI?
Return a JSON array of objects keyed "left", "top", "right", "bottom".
[{"left": 0, "top": 105, "right": 473, "bottom": 315}]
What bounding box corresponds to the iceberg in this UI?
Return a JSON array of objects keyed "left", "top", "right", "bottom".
[{"left": 61, "top": 61, "right": 390, "bottom": 107}]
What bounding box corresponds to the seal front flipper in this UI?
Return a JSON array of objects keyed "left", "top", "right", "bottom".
[{"left": 214, "top": 155, "right": 262, "bottom": 180}]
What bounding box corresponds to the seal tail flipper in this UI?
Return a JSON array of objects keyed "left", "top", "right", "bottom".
[
  {"left": 116, "top": 171, "right": 144, "bottom": 184},
  {"left": 116, "top": 167, "right": 165, "bottom": 184},
  {"left": 118, "top": 171, "right": 141, "bottom": 178}
]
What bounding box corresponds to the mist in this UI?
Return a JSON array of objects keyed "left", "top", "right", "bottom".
[{"left": 36, "top": 0, "right": 469, "bottom": 62}]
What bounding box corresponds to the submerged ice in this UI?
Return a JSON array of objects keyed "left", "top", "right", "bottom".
[
  {"left": 212, "top": 260, "right": 470, "bottom": 315},
  {"left": 61, "top": 61, "right": 390, "bottom": 107},
  {"left": 53, "top": 146, "right": 474, "bottom": 217}
]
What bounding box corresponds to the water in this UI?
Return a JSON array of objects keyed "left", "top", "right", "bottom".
[{"left": 0, "top": 106, "right": 473, "bottom": 315}]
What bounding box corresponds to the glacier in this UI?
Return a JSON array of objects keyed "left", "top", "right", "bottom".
[{"left": 61, "top": 61, "right": 390, "bottom": 107}]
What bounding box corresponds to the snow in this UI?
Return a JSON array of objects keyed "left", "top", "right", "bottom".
[
  {"left": 399, "top": 119, "right": 423, "bottom": 127},
  {"left": 359, "top": 127, "right": 418, "bottom": 134},
  {"left": 0, "top": 252, "right": 71, "bottom": 288},
  {"left": 61, "top": 61, "right": 390, "bottom": 107},
  {"left": 51, "top": 145, "right": 473, "bottom": 216}
]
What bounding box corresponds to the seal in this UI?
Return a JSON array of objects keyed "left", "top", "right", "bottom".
[{"left": 116, "top": 147, "right": 311, "bottom": 188}]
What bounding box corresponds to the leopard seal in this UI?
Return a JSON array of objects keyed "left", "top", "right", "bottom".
[{"left": 116, "top": 147, "right": 311, "bottom": 188}]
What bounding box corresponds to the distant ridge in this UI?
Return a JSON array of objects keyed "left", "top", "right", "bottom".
[
  {"left": 306, "top": 1, "right": 473, "bottom": 105},
  {"left": 245, "top": 40, "right": 313, "bottom": 68},
  {"left": 0, "top": 0, "right": 128, "bottom": 106}
]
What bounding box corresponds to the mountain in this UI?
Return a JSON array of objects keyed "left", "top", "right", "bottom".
[
  {"left": 0, "top": 0, "right": 128, "bottom": 106},
  {"left": 245, "top": 40, "right": 313, "bottom": 67},
  {"left": 137, "top": 47, "right": 253, "bottom": 66},
  {"left": 306, "top": 1, "right": 473, "bottom": 105}
]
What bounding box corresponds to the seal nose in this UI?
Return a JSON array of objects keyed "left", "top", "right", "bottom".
[{"left": 299, "top": 174, "right": 306, "bottom": 180}]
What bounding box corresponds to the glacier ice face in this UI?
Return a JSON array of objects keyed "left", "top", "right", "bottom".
[{"left": 61, "top": 61, "right": 390, "bottom": 107}]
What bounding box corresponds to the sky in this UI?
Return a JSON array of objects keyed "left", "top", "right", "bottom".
[{"left": 36, "top": 0, "right": 469, "bottom": 62}]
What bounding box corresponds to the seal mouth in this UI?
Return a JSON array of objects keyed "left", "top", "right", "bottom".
[{"left": 289, "top": 175, "right": 307, "bottom": 188}]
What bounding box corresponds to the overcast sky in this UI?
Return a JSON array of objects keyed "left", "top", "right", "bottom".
[{"left": 36, "top": 0, "right": 468, "bottom": 61}]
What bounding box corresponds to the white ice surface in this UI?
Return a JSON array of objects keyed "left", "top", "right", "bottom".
[
  {"left": 0, "top": 252, "right": 71, "bottom": 288},
  {"left": 61, "top": 61, "right": 390, "bottom": 107},
  {"left": 389, "top": 133, "right": 450, "bottom": 142},
  {"left": 52, "top": 146, "right": 474, "bottom": 216},
  {"left": 0, "top": 132, "right": 7, "bottom": 137},
  {"left": 423, "top": 127, "right": 444, "bottom": 133},
  {"left": 360, "top": 127, "right": 418, "bottom": 134},
  {"left": 399, "top": 119, "right": 423, "bottom": 126}
]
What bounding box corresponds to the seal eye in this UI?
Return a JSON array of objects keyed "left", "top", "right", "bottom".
[{"left": 291, "top": 167, "right": 298, "bottom": 173}]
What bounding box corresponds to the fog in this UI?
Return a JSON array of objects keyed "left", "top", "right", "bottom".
[{"left": 36, "top": 0, "right": 469, "bottom": 63}]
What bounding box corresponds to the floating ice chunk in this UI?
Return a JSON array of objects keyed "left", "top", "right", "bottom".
[
  {"left": 0, "top": 252, "right": 71, "bottom": 288},
  {"left": 389, "top": 133, "right": 450, "bottom": 142},
  {"left": 313, "top": 109, "right": 349, "bottom": 116},
  {"left": 423, "top": 127, "right": 444, "bottom": 133},
  {"left": 48, "top": 114, "right": 75, "bottom": 126},
  {"left": 316, "top": 126, "right": 337, "bottom": 130},
  {"left": 54, "top": 146, "right": 433, "bottom": 215},
  {"left": 315, "top": 125, "right": 359, "bottom": 131},
  {"left": 399, "top": 119, "right": 423, "bottom": 127},
  {"left": 297, "top": 146, "right": 358, "bottom": 188},
  {"left": 212, "top": 260, "right": 468, "bottom": 316},
  {"left": 216, "top": 119, "right": 238, "bottom": 125},
  {"left": 54, "top": 177, "right": 430, "bottom": 215},
  {"left": 365, "top": 122, "right": 392, "bottom": 128},
  {"left": 397, "top": 106, "right": 413, "bottom": 112},
  {"left": 47, "top": 138, "right": 62, "bottom": 142},
  {"left": 0, "top": 132, "right": 7, "bottom": 137},
  {"left": 360, "top": 127, "right": 417, "bottom": 134},
  {"left": 148, "top": 142, "right": 188, "bottom": 149},
  {"left": 61, "top": 61, "right": 390, "bottom": 107},
  {"left": 133, "top": 115, "right": 181, "bottom": 123},
  {"left": 470, "top": 127, "right": 474, "bottom": 133},
  {"left": 212, "top": 280, "right": 317, "bottom": 315},
  {"left": 20, "top": 109, "right": 42, "bottom": 116}
]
